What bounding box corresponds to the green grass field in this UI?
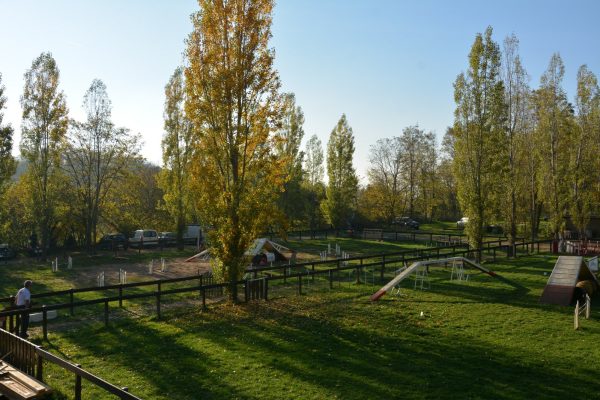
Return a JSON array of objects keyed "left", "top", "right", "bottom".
[{"left": 10, "top": 250, "right": 600, "bottom": 400}]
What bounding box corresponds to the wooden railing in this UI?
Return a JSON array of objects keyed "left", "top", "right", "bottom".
[{"left": 0, "top": 328, "right": 141, "bottom": 399}]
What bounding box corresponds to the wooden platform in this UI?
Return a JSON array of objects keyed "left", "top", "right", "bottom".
[
  {"left": 540, "top": 256, "right": 597, "bottom": 306},
  {"left": 0, "top": 361, "right": 51, "bottom": 400}
]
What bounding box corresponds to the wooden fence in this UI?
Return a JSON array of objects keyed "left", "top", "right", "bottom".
[{"left": 265, "top": 227, "right": 509, "bottom": 243}]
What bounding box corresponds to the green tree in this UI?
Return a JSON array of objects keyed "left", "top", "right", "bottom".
[
  {"left": 417, "top": 131, "right": 438, "bottom": 221},
  {"left": 501, "top": 34, "right": 530, "bottom": 250},
  {"left": 303, "top": 134, "right": 326, "bottom": 229},
  {"left": 20, "top": 52, "right": 69, "bottom": 258},
  {"left": 453, "top": 27, "right": 505, "bottom": 256},
  {"left": 275, "top": 93, "right": 305, "bottom": 228},
  {"left": 367, "top": 137, "right": 404, "bottom": 223},
  {"left": 103, "top": 160, "right": 168, "bottom": 237},
  {"left": 64, "top": 79, "right": 140, "bottom": 253},
  {"left": 322, "top": 114, "right": 358, "bottom": 228},
  {"left": 185, "top": 0, "right": 285, "bottom": 302},
  {"left": 399, "top": 126, "right": 427, "bottom": 218},
  {"left": 533, "top": 54, "right": 573, "bottom": 239},
  {"left": 0, "top": 73, "right": 16, "bottom": 192},
  {"left": 158, "top": 67, "right": 195, "bottom": 249},
  {"left": 571, "top": 65, "right": 600, "bottom": 237},
  {"left": 438, "top": 128, "right": 460, "bottom": 220}
]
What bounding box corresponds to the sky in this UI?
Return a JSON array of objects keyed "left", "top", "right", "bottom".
[{"left": 1, "top": 0, "right": 600, "bottom": 181}]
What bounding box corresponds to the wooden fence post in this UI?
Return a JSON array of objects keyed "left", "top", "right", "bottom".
[
  {"left": 118, "top": 285, "right": 123, "bottom": 308},
  {"left": 69, "top": 289, "right": 74, "bottom": 316},
  {"left": 156, "top": 282, "right": 162, "bottom": 319},
  {"left": 104, "top": 300, "right": 109, "bottom": 327},
  {"left": 42, "top": 306, "right": 48, "bottom": 340},
  {"left": 35, "top": 347, "right": 43, "bottom": 381},
  {"left": 263, "top": 278, "right": 269, "bottom": 301},
  {"left": 75, "top": 364, "right": 82, "bottom": 400},
  {"left": 328, "top": 269, "right": 333, "bottom": 289}
]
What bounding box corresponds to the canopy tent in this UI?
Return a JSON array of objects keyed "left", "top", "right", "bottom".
[
  {"left": 186, "top": 238, "right": 296, "bottom": 264},
  {"left": 245, "top": 238, "right": 296, "bottom": 264}
]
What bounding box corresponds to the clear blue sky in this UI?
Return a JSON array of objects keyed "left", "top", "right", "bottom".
[{"left": 1, "top": 0, "right": 599, "bottom": 180}]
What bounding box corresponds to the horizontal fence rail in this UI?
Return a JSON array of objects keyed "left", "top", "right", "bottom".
[{"left": 263, "top": 227, "right": 511, "bottom": 243}]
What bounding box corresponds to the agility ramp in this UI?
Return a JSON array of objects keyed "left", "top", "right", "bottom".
[
  {"left": 540, "top": 256, "right": 598, "bottom": 306},
  {"left": 185, "top": 249, "right": 210, "bottom": 262},
  {"left": 370, "top": 257, "right": 497, "bottom": 301}
]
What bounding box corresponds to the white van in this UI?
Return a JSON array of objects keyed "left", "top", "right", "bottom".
[{"left": 129, "top": 229, "right": 159, "bottom": 248}]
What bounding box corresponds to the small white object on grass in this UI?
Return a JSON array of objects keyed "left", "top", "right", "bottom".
[{"left": 420, "top": 311, "right": 424, "bottom": 318}]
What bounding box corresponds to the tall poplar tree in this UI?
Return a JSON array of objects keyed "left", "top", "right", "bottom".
[
  {"left": 303, "top": 134, "right": 325, "bottom": 229},
  {"left": 0, "top": 73, "right": 16, "bottom": 191},
  {"left": 571, "top": 65, "right": 600, "bottom": 237},
  {"left": 20, "top": 53, "right": 69, "bottom": 258},
  {"left": 275, "top": 93, "right": 305, "bottom": 227},
  {"left": 453, "top": 27, "right": 505, "bottom": 256},
  {"left": 159, "top": 67, "right": 194, "bottom": 249},
  {"left": 501, "top": 34, "right": 530, "bottom": 250},
  {"left": 533, "top": 54, "right": 573, "bottom": 239},
  {"left": 185, "top": 0, "right": 285, "bottom": 302},
  {"left": 322, "top": 114, "right": 358, "bottom": 228}
]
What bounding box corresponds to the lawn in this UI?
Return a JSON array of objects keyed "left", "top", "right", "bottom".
[
  {"left": 17, "top": 252, "right": 600, "bottom": 399},
  {"left": 284, "top": 237, "right": 429, "bottom": 259}
]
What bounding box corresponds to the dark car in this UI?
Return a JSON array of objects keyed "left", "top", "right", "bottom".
[
  {"left": 393, "top": 217, "right": 420, "bottom": 230},
  {"left": 98, "top": 233, "right": 129, "bottom": 250},
  {"left": 0, "top": 244, "right": 16, "bottom": 260},
  {"left": 486, "top": 224, "right": 504, "bottom": 234},
  {"left": 159, "top": 232, "right": 177, "bottom": 247}
]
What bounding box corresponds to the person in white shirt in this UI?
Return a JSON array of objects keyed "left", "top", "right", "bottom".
[{"left": 15, "top": 280, "right": 32, "bottom": 338}]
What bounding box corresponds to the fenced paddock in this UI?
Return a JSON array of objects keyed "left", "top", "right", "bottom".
[
  {"left": 0, "top": 238, "right": 554, "bottom": 399},
  {"left": 0, "top": 239, "right": 552, "bottom": 340}
]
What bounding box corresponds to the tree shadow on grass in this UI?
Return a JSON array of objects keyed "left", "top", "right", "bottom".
[
  {"left": 159, "top": 298, "right": 599, "bottom": 399},
  {"left": 45, "top": 318, "right": 246, "bottom": 400}
]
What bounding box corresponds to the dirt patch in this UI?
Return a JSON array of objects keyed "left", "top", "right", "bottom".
[{"left": 74, "top": 257, "right": 213, "bottom": 287}]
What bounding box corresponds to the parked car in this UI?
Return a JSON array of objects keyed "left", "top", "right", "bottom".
[
  {"left": 98, "top": 233, "right": 129, "bottom": 250},
  {"left": 486, "top": 224, "right": 504, "bottom": 234},
  {"left": 0, "top": 244, "right": 16, "bottom": 260},
  {"left": 393, "top": 217, "right": 420, "bottom": 230},
  {"left": 158, "top": 232, "right": 177, "bottom": 247},
  {"left": 457, "top": 217, "right": 469, "bottom": 229},
  {"left": 129, "top": 229, "right": 159, "bottom": 248}
]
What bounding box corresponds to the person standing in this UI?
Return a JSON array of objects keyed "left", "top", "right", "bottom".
[{"left": 15, "top": 280, "right": 32, "bottom": 338}]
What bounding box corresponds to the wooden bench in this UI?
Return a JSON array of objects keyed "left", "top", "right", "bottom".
[{"left": 0, "top": 361, "right": 51, "bottom": 400}]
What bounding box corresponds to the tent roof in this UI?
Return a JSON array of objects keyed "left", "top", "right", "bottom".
[{"left": 245, "top": 238, "right": 294, "bottom": 260}]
